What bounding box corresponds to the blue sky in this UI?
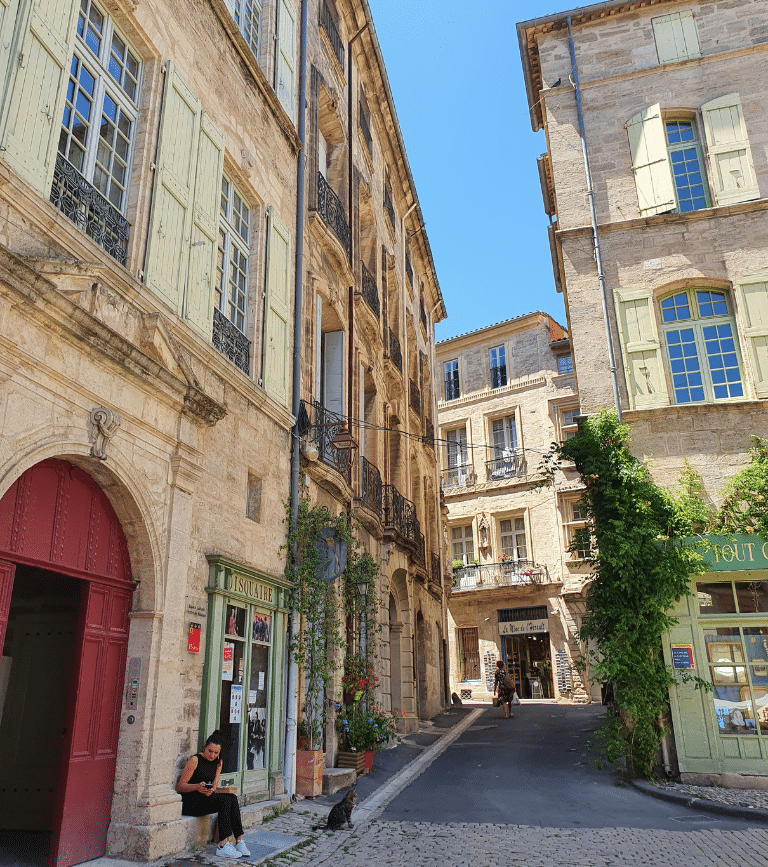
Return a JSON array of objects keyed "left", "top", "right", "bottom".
[{"left": 366, "top": 0, "right": 568, "bottom": 341}]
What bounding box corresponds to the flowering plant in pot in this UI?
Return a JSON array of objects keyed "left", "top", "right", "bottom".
[{"left": 341, "top": 653, "right": 378, "bottom": 704}]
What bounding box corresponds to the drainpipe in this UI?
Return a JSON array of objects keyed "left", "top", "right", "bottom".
[
  {"left": 566, "top": 16, "right": 622, "bottom": 422},
  {"left": 285, "top": 0, "right": 309, "bottom": 800}
]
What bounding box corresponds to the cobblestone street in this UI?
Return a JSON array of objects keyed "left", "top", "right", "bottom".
[{"left": 259, "top": 811, "right": 768, "bottom": 867}]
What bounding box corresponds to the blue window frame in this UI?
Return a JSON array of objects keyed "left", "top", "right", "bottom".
[
  {"left": 661, "top": 290, "right": 744, "bottom": 403},
  {"left": 666, "top": 120, "right": 709, "bottom": 213}
]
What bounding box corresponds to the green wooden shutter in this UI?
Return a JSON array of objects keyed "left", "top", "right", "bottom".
[
  {"left": 0, "top": 0, "right": 20, "bottom": 102},
  {"left": 183, "top": 112, "right": 224, "bottom": 339},
  {"left": 275, "top": 0, "right": 296, "bottom": 122},
  {"left": 263, "top": 207, "right": 291, "bottom": 405},
  {"left": 652, "top": 11, "right": 700, "bottom": 64},
  {"left": 626, "top": 104, "right": 675, "bottom": 217},
  {"left": 614, "top": 287, "right": 670, "bottom": 409},
  {"left": 735, "top": 274, "right": 768, "bottom": 399},
  {"left": 144, "top": 64, "right": 202, "bottom": 315},
  {"left": 0, "top": 0, "right": 78, "bottom": 194},
  {"left": 701, "top": 93, "right": 759, "bottom": 206}
]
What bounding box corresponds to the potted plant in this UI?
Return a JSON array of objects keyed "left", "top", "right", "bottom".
[
  {"left": 295, "top": 715, "right": 324, "bottom": 797},
  {"left": 336, "top": 704, "right": 400, "bottom": 775}
]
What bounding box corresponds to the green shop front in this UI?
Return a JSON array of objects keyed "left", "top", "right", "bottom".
[
  {"left": 202, "top": 556, "right": 291, "bottom": 801},
  {"left": 665, "top": 535, "right": 768, "bottom": 782}
]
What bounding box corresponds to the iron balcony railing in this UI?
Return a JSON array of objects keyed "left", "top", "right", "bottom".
[
  {"left": 213, "top": 308, "right": 251, "bottom": 374},
  {"left": 383, "top": 185, "right": 395, "bottom": 231},
  {"left": 317, "top": 171, "right": 350, "bottom": 252},
  {"left": 441, "top": 464, "right": 470, "bottom": 490},
  {"left": 423, "top": 417, "right": 435, "bottom": 450},
  {"left": 452, "top": 560, "right": 546, "bottom": 591},
  {"left": 51, "top": 154, "right": 130, "bottom": 265},
  {"left": 383, "top": 484, "right": 420, "bottom": 547},
  {"left": 320, "top": 1, "right": 344, "bottom": 67},
  {"left": 360, "top": 455, "right": 382, "bottom": 517},
  {"left": 308, "top": 399, "right": 351, "bottom": 485},
  {"left": 413, "top": 532, "right": 425, "bottom": 567},
  {"left": 359, "top": 106, "right": 372, "bottom": 157},
  {"left": 387, "top": 327, "right": 403, "bottom": 373},
  {"left": 360, "top": 262, "right": 380, "bottom": 318},
  {"left": 486, "top": 451, "right": 525, "bottom": 481},
  {"left": 409, "top": 380, "right": 421, "bottom": 415}
]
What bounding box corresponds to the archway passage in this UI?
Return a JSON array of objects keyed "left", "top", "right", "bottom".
[{"left": 0, "top": 459, "right": 134, "bottom": 867}]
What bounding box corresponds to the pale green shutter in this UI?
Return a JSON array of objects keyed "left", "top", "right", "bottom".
[
  {"left": 0, "top": 0, "right": 78, "bottom": 194},
  {"left": 263, "top": 207, "right": 291, "bottom": 405},
  {"left": 183, "top": 112, "right": 224, "bottom": 339},
  {"left": 735, "top": 274, "right": 768, "bottom": 399},
  {"left": 0, "top": 0, "right": 20, "bottom": 101},
  {"left": 275, "top": 0, "right": 296, "bottom": 122},
  {"left": 626, "top": 105, "right": 675, "bottom": 217},
  {"left": 652, "top": 11, "right": 700, "bottom": 64},
  {"left": 144, "top": 64, "right": 202, "bottom": 315},
  {"left": 701, "top": 93, "right": 759, "bottom": 206},
  {"left": 614, "top": 287, "right": 670, "bottom": 409}
]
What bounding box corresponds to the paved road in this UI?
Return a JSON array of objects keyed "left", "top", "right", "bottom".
[{"left": 255, "top": 702, "right": 768, "bottom": 867}]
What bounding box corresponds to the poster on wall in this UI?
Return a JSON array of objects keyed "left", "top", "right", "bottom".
[
  {"left": 222, "top": 642, "right": 234, "bottom": 681},
  {"left": 247, "top": 705, "right": 267, "bottom": 770},
  {"left": 252, "top": 611, "right": 271, "bottom": 644},
  {"left": 230, "top": 683, "right": 243, "bottom": 723}
]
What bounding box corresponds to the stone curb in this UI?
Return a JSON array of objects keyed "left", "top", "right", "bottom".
[{"left": 630, "top": 779, "right": 768, "bottom": 824}]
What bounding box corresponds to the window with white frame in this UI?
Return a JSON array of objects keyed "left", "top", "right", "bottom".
[
  {"left": 489, "top": 345, "right": 507, "bottom": 389},
  {"left": 557, "top": 354, "right": 574, "bottom": 375},
  {"left": 442, "top": 426, "right": 469, "bottom": 489},
  {"left": 451, "top": 525, "right": 474, "bottom": 565},
  {"left": 233, "top": 0, "right": 262, "bottom": 58},
  {"left": 444, "top": 359, "right": 460, "bottom": 401},
  {"left": 660, "top": 289, "right": 744, "bottom": 404},
  {"left": 488, "top": 415, "right": 522, "bottom": 479},
  {"left": 563, "top": 499, "right": 590, "bottom": 561},
  {"left": 559, "top": 406, "right": 580, "bottom": 441},
  {"left": 58, "top": 0, "right": 140, "bottom": 209},
  {"left": 652, "top": 10, "right": 700, "bottom": 64},
  {"left": 500, "top": 517, "right": 527, "bottom": 562},
  {"left": 216, "top": 176, "right": 251, "bottom": 339},
  {"left": 626, "top": 94, "right": 759, "bottom": 218}
]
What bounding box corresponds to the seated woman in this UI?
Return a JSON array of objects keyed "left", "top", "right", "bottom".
[{"left": 176, "top": 730, "right": 250, "bottom": 859}]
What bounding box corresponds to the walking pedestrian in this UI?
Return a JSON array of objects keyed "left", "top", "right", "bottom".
[
  {"left": 177, "top": 730, "right": 250, "bottom": 858},
  {"left": 493, "top": 659, "right": 515, "bottom": 719}
]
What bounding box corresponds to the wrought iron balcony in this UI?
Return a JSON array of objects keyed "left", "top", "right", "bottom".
[
  {"left": 409, "top": 380, "right": 421, "bottom": 415},
  {"left": 360, "top": 455, "right": 382, "bottom": 517},
  {"left": 452, "top": 560, "right": 546, "bottom": 592},
  {"left": 485, "top": 451, "right": 525, "bottom": 481},
  {"left": 387, "top": 328, "right": 403, "bottom": 373},
  {"left": 317, "top": 171, "right": 349, "bottom": 252},
  {"left": 441, "top": 464, "right": 470, "bottom": 490},
  {"left": 359, "top": 106, "right": 372, "bottom": 157},
  {"left": 360, "top": 262, "right": 380, "bottom": 318},
  {"left": 51, "top": 153, "right": 130, "bottom": 265},
  {"left": 320, "top": 1, "right": 344, "bottom": 67},
  {"left": 413, "top": 532, "right": 425, "bottom": 567},
  {"left": 423, "top": 417, "right": 435, "bottom": 450},
  {"left": 383, "top": 185, "right": 395, "bottom": 231},
  {"left": 308, "top": 400, "right": 352, "bottom": 485},
  {"left": 213, "top": 308, "right": 251, "bottom": 374},
  {"left": 383, "top": 484, "right": 421, "bottom": 548}
]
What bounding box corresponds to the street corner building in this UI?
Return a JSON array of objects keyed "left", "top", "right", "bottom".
[
  {"left": 517, "top": 0, "right": 768, "bottom": 785},
  {"left": 0, "top": 0, "right": 446, "bottom": 864},
  {"left": 437, "top": 313, "right": 596, "bottom": 706}
]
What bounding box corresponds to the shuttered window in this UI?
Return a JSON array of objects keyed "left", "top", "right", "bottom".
[
  {"left": 701, "top": 93, "right": 759, "bottom": 206},
  {"left": 275, "top": 0, "right": 296, "bottom": 122},
  {"left": 734, "top": 275, "right": 768, "bottom": 399},
  {"left": 217, "top": 176, "right": 250, "bottom": 334},
  {"left": 263, "top": 207, "right": 292, "bottom": 406},
  {"left": 652, "top": 11, "right": 700, "bottom": 64}
]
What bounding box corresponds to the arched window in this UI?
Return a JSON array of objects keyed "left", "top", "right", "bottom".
[{"left": 660, "top": 289, "right": 744, "bottom": 403}]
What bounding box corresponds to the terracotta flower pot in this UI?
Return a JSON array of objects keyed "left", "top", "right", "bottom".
[{"left": 363, "top": 749, "right": 374, "bottom": 773}]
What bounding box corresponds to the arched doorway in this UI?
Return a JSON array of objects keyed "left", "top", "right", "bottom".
[
  {"left": 0, "top": 459, "right": 134, "bottom": 867},
  {"left": 388, "top": 593, "right": 402, "bottom": 719}
]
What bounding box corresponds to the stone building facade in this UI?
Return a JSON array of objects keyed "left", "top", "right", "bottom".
[
  {"left": 0, "top": 0, "right": 445, "bottom": 865},
  {"left": 518, "top": 0, "right": 768, "bottom": 783},
  {"left": 298, "top": 0, "right": 448, "bottom": 749},
  {"left": 437, "top": 313, "right": 597, "bottom": 706}
]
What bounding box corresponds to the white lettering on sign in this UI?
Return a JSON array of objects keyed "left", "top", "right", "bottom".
[
  {"left": 498, "top": 619, "right": 548, "bottom": 636},
  {"left": 227, "top": 573, "right": 274, "bottom": 604}
]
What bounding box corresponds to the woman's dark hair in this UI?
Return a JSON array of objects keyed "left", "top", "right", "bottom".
[
  {"left": 496, "top": 660, "right": 505, "bottom": 669},
  {"left": 205, "top": 730, "right": 224, "bottom": 747}
]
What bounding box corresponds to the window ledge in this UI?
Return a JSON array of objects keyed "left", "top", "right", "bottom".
[{"left": 624, "top": 398, "right": 766, "bottom": 422}]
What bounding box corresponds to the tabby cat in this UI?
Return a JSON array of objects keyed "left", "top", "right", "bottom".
[{"left": 325, "top": 787, "right": 357, "bottom": 830}]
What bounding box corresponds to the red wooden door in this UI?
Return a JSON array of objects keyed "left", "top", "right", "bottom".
[
  {"left": 0, "top": 560, "right": 15, "bottom": 649},
  {"left": 50, "top": 583, "right": 132, "bottom": 867}
]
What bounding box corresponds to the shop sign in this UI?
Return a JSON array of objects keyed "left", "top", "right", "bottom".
[
  {"left": 696, "top": 535, "right": 768, "bottom": 572},
  {"left": 671, "top": 644, "right": 695, "bottom": 670},
  {"left": 227, "top": 572, "right": 274, "bottom": 604},
  {"left": 499, "top": 618, "right": 548, "bottom": 636}
]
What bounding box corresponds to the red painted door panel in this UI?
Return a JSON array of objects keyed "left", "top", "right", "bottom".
[
  {"left": 50, "top": 584, "right": 131, "bottom": 867},
  {"left": 0, "top": 560, "right": 16, "bottom": 650}
]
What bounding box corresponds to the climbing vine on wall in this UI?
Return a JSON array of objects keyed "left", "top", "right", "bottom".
[
  {"left": 540, "top": 410, "right": 708, "bottom": 777},
  {"left": 710, "top": 436, "right": 768, "bottom": 538},
  {"left": 283, "top": 499, "right": 380, "bottom": 750}
]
